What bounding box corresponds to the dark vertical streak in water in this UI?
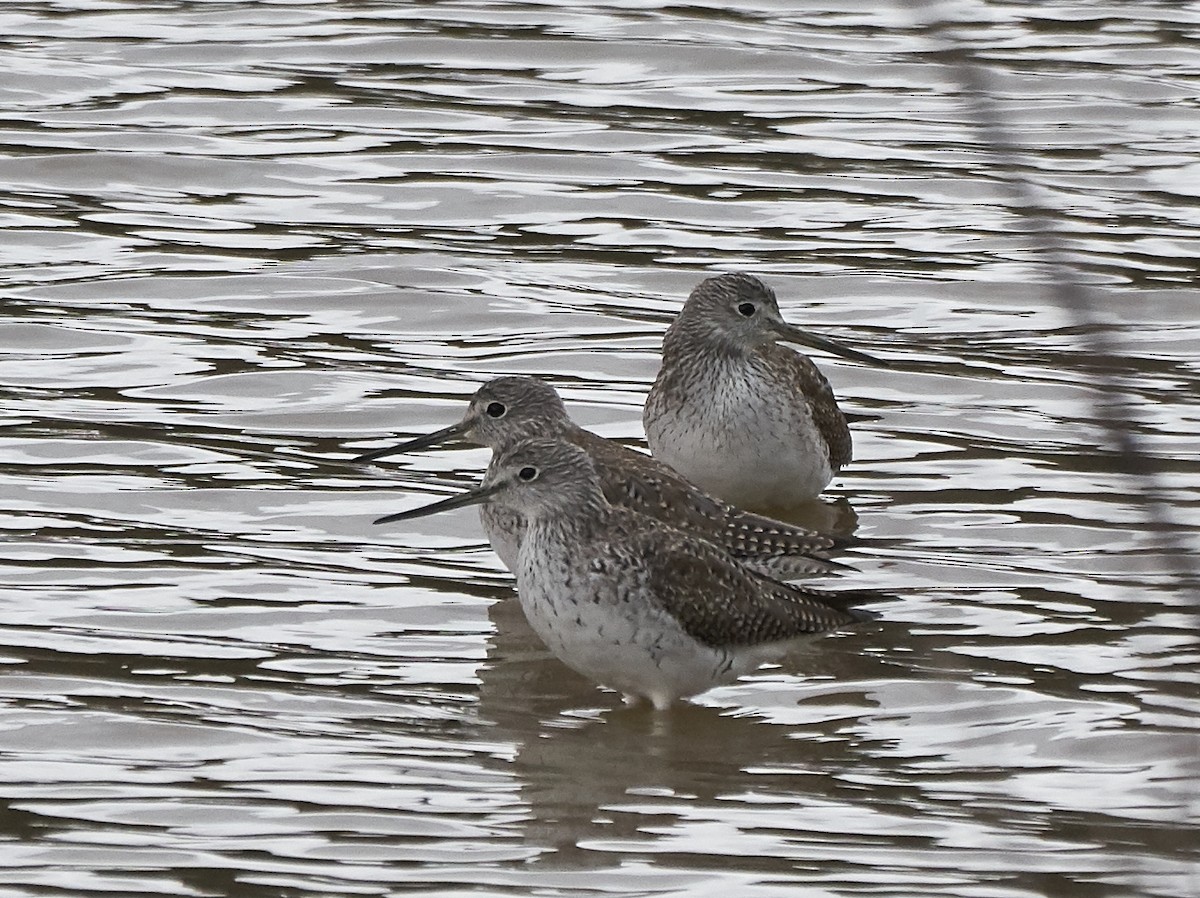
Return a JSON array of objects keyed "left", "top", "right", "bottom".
[
  {"left": 905, "top": 5, "right": 1197, "bottom": 895},
  {"left": 909, "top": 0, "right": 1199, "bottom": 598}
]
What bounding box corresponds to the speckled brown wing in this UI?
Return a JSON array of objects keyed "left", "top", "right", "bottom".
[
  {"left": 632, "top": 476, "right": 846, "bottom": 577},
  {"left": 716, "top": 507, "right": 840, "bottom": 561},
  {"left": 580, "top": 430, "right": 842, "bottom": 575},
  {"left": 787, "top": 353, "right": 852, "bottom": 471},
  {"left": 611, "top": 522, "right": 862, "bottom": 649}
]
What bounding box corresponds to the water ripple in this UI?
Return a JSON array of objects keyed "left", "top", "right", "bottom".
[{"left": 1, "top": 2, "right": 1197, "bottom": 897}]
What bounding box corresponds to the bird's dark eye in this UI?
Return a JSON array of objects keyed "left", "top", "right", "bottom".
[
  {"left": 737, "top": 302, "right": 756, "bottom": 317},
  {"left": 517, "top": 466, "right": 538, "bottom": 482},
  {"left": 486, "top": 402, "right": 506, "bottom": 418}
]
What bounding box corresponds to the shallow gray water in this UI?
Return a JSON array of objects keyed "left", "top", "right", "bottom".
[{"left": 2, "top": 2, "right": 1198, "bottom": 896}]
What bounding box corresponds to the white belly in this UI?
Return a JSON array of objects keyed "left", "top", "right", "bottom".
[
  {"left": 655, "top": 416, "right": 832, "bottom": 511},
  {"left": 514, "top": 538, "right": 760, "bottom": 708},
  {"left": 646, "top": 369, "right": 833, "bottom": 512}
]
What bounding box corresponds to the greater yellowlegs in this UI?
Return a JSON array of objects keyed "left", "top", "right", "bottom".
[
  {"left": 644, "top": 272, "right": 888, "bottom": 516},
  {"left": 375, "top": 437, "right": 870, "bottom": 709},
  {"left": 355, "top": 376, "right": 844, "bottom": 578}
]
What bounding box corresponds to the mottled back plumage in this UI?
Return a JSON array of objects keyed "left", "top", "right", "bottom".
[
  {"left": 358, "top": 375, "right": 842, "bottom": 576},
  {"left": 622, "top": 524, "right": 859, "bottom": 647}
]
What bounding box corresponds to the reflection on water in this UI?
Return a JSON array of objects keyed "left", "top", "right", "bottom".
[{"left": 1, "top": 1, "right": 1197, "bottom": 897}]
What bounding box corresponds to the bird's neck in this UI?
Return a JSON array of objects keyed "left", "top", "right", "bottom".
[
  {"left": 662, "top": 317, "right": 750, "bottom": 365},
  {"left": 523, "top": 493, "right": 613, "bottom": 556}
]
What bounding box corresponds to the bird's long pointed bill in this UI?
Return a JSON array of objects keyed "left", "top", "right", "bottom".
[
  {"left": 353, "top": 420, "right": 470, "bottom": 463},
  {"left": 776, "top": 323, "right": 890, "bottom": 367},
  {"left": 373, "top": 481, "right": 502, "bottom": 525}
]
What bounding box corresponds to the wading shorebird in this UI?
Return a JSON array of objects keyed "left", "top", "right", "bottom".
[
  {"left": 644, "top": 272, "right": 889, "bottom": 516},
  {"left": 375, "top": 438, "right": 872, "bottom": 710},
  {"left": 355, "top": 376, "right": 846, "bottom": 579}
]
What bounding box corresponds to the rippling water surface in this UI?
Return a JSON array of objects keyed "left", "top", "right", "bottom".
[{"left": 2, "top": 2, "right": 1198, "bottom": 896}]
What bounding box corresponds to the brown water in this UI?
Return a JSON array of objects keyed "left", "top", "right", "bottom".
[{"left": 2, "top": 2, "right": 1198, "bottom": 896}]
